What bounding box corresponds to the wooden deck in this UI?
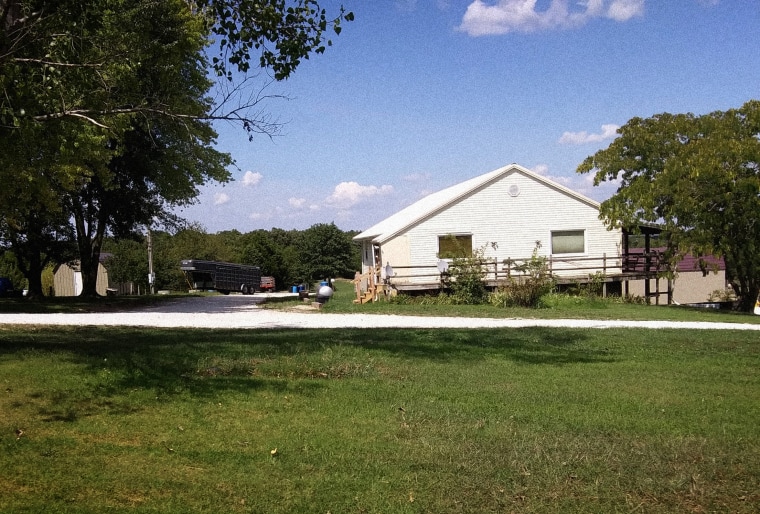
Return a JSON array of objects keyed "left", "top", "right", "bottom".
[{"left": 357, "top": 252, "right": 672, "bottom": 304}]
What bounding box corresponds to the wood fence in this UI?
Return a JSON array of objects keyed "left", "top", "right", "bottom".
[{"left": 379, "top": 252, "right": 665, "bottom": 287}]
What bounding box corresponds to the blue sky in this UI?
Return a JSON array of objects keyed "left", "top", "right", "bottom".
[{"left": 179, "top": 0, "right": 760, "bottom": 233}]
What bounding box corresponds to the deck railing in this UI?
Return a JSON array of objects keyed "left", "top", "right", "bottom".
[{"left": 377, "top": 251, "right": 664, "bottom": 286}]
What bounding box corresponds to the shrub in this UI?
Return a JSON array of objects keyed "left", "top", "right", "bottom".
[
  {"left": 388, "top": 293, "right": 456, "bottom": 305},
  {"left": 442, "top": 243, "right": 494, "bottom": 305},
  {"left": 491, "top": 242, "right": 554, "bottom": 308},
  {"left": 707, "top": 288, "right": 736, "bottom": 302}
]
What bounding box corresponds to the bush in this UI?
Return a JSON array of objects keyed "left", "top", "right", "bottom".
[
  {"left": 490, "top": 277, "right": 554, "bottom": 308},
  {"left": 490, "top": 242, "right": 554, "bottom": 308},
  {"left": 441, "top": 243, "right": 493, "bottom": 305},
  {"left": 388, "top": 293, "right": 456, "bottom": 305}
]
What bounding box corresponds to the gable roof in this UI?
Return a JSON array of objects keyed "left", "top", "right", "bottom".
[{"left": 353, "top": 163, "right": 600, "bottom": 244}]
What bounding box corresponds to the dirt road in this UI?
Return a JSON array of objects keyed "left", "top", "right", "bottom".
[{"left": 1, "top": 295, "right": 759, "bottom": 330}]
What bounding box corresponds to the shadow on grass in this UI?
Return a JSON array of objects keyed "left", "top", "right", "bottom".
[
  {"left": 0, "top": 326, "right": 618, "bottom": 424},
  {"left": 347, "top": 327, "right": 613, "bottom": 365},
  {"left": 0, "top": 324, "right": 614, "bottom": 385}
]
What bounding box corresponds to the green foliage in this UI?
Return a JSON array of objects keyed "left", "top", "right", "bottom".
[
  {"left": 491, "top": 242, "right": 555, "bottom": 308},
  {"left": 441, "top": 242, "right": 494, "bottom": 305},
  {"left": 388, "top": 292, "right": 458, "bottom": 306},
  {"left": 297, "top": 222, "right": 356, "bottom": 283},
  {"left": 200, "top": 0, "right": 354, "bottom": 81},
  {"left": 0, "top": 251, "right": 26, "bottom": 290},
  {"left": 564, "top": 271, "right": 607, "bottom": 298},
  {"left": 240, "top": 229, "right": 298, "bottom": 288},
  {"left": 578, "top": 100, "right": 760, "bottom": 311},
  {"left": 0, "top": 0, "right": 351, "bottom": 296},
  {"left": 707, "top": 288, "right": 737, "bottom": 303},
  {"left": 102, "top": 238, "right": 149, "bottom": 291},
  {"left": 99, "top": 224, "right": 362, "bottom": 293}
]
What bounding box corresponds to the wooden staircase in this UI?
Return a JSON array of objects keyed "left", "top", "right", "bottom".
[{"left": 353, "top": 267, "right": 383, "bottom": 304}]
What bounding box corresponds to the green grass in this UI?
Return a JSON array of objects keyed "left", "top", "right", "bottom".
[
  {"left": 3, "top": 280, "right": 759, "bottom": 325},
  {"left": 0, "top": 293, "right": 197, "bottom": 314},
  {"left": 311, "top": 281, "right": 760, "bottom": 324},
  {"left": 1, "top": 325, "right": 759, "bottom": 513}
]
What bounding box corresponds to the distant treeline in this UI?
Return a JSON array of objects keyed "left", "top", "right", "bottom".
[{"left": 0, "top": 223, "right": 362, "bottom": 294}]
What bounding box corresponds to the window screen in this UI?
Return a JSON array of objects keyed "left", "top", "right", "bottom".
[
  {"left": 551, "top": 230, "right": 585, "bottom": 254},
  {"left": 438, "top": 234, "right": 473, "bottom": 259}
]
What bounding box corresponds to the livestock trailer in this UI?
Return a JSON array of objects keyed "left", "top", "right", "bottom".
[{"left": 180, "top": 260, "right": 261, "bottom": 295}]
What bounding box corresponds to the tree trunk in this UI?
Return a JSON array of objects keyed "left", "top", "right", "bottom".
[
  {"left": 736, "top": 282, "right": 759, "bottom": 313},
  {"left": 16, "top": 249, "right": 44, "bottom": 298},
  {"left": 72, "top": 200, "right": 108, "bottom": 297},
  {"left": 25, "top": 261, "right": 44, "bottom": 298}
]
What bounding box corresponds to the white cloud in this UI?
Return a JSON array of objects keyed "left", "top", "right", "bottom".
[
  {"left": 325, "top": 181, "right": 394, "bottom": 209},
  {"left": 607, "top": 0, "right": 645, "bottom": 21},
  {"left": 213, "top": 193, "right": 230, "bottom": 205},
  {"left": 288, "top": 197, "right": 307, "bottom": 209},
  {"left": 558, "top": 123, "right": 619, "bottom": 145},
  {"left": 242, "top": 171, "right": 263, "bottom": 187},
  {"left": 458, "top": 0, "right": 644, "bottom": 36}
]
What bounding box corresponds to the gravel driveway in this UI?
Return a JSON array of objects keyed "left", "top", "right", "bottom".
[{"left": 1, "top": 295, "right": 759, "bottom": 330}]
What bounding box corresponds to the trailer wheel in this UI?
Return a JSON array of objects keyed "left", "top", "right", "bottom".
[{"left": 241, "top": 284, "right": 250, "bottom": 295}]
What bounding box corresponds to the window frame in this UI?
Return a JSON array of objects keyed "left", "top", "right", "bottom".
[
  {"left": 437, "top": 233, "right": 473, "bottom": 259},
  {"left": 550, "top": 229, "right": 586, "bottom": 256}
]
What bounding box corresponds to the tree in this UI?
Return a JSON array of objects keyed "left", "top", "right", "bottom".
[
  {"left": 578, "top": 100, "right": 760, "bottom": 311},
  {"left": 0, "top": 122, "right": 78, "bottom": 296},
  {"left": 297, "top": 222, "right": 354, "bottom": 284},
  {"left": 241, "top": 229, "right": 297, "bottom": 289},
  {"left": 102, "top": 236, "right": 149, "bottom": 294},
  {"left": 1, "top": 0, "right": 353, "bottom": 132},
  {"left": 1, "top": 0, "right": 352, "bottom": 296}
]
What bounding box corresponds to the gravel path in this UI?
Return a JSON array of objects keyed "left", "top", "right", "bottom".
[{"left": 1, "top": 295, "right": 759, "bottom": 330}]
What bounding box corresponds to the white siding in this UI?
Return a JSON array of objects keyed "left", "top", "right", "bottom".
[{"left": 384, "top": 169, "right": 621, "bottom": 284}]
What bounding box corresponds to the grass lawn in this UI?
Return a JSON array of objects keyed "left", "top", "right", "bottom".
[
  {"left": 314, "top": 281, "right": 760, "bottom": 325},
  {"left": 1, "top": 324, "right": 758, "bottom": 513}
]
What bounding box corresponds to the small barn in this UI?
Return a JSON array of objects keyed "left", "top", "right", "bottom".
[
  {"left": 627, "top": 251, "right": 728, "bottom": 305},
  {"left": 53, "top": 259, "right": 110, "bottom": 297},
  {"left": 353, "top": 163, "right": 623, "bottom": 292}
]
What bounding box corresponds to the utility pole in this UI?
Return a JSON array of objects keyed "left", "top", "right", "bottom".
[{"left": 147, "top": 228, "right": 155, "bottom": 294}]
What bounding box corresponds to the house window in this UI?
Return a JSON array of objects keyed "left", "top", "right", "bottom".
[
  {"left": 551, "top": 230, "right": 585, "bottom": 255},
  {"left": 438, "top": 234, "right": 473, "bottom": 259}
]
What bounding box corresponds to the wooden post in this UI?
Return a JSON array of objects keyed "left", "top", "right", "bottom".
[
  {"left": 655, "top": 277, "right": 660, "bottom": 305},
  {"left": 667, "top": 277, "right": 673, "bottom": 305}
]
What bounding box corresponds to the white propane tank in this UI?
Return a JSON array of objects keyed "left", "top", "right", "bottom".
[{"left": 316, "top": 285, "right": 334, "bottom": 304}]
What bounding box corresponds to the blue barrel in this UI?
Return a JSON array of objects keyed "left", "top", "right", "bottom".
[
  {"left": 320, "top": 281, "right": 329, "bottom": 287},
  {"left": 291, "top": 285, "right": 298, "bottom": 293}
]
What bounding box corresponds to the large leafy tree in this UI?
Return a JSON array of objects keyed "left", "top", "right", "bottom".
[
  {"left": 0, "top": 0, "right": 351, "bottom": 296},
  {"left": 578, "top": 100, "right": 760, "bottom": 311},
  {"left": 241, "top": 229, "right": 298, "bottom": 289},
  {"left": 297, "top": 222, "right": 355, "bottom": 284},
  {"left": 1, "top": 0, "right": 352, "bottom": 129},
  {"left": 1, "top": 0, "right": 232, "bottom": 296}
]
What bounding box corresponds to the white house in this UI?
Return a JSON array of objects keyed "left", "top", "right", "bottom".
[{"left": 353, "top": 163, "right": 623, "bottom": 291}]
